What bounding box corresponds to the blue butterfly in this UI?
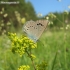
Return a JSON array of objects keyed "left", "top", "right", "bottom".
[{"left": 23, "top": 20, "right": 48, "bottom": 42}]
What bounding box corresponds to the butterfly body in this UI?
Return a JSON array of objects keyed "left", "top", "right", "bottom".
[{"left": 23, "top": 20, "right": 48, "bottom": 42}]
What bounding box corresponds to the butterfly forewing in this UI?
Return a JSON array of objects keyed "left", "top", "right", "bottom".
[{"left": 35, "top": 20, "right": 48, "bottom": 40}]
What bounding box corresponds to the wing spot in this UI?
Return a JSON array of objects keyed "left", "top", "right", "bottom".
[{"left": 37, "top": 23, "right": 43, "bottom": 26}]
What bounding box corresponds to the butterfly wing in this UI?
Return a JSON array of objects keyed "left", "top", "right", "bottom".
[
  {"left": 35, "top": 20, "right": 48, "bottom": 40},
  {"left": 23, "top": 20, "right": 38, "bottom": 41},
  {"left": 23, "top": 20, "right": 48, "bottom": 42}
]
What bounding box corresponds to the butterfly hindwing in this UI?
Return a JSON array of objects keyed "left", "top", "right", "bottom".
[{"left": 23, "top": 20, "right": 38, "bottom": 41}]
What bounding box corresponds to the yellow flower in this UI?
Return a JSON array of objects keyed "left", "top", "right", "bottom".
[
  {"left": 64, "top": 10, "right": 69, "bottom": 15},
  {"left": 2, "top": 7, "right": 4, "bottom": 12},
  {"left": 33, "top": 44, "right": 37, "bottom": 48},
  {"left": 3, "top": 13, "right": 8, "bottom": 17},
  {"left": 46, "top": 16, "right": 49, "bottom": 20},
  {"left": 0, "top": 11, "right": 3, "bottom": 14},
  {"left": 18, "top": 65, "right": 30, "bottom": 70},
  {"left": 7, "top": 22, "right": 11, "bottom": 25},
  {"left": 21, "top": 18, "right": 26, "bottom": 24},
  {"left": 1, "top": 23, "right": 4, "bottom": 26},
  {"left": 30, "top": 54, "right": 36, "bottom": 59},
  {"left": 8, "top": 33, "right": 37, "bottom": 57}
]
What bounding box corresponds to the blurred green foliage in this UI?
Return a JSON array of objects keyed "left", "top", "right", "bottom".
[
  {"left": 0, "top": 30, "right": 70, "bottom": 70},
  {"left": 0, "top": 0, "right": 70, "bottom": 35},
  {"left": 0, "top": 0, "right": 37, "bottom": 35},
  {"left": 47, "top": 11, "right": 70, "bottom": 28},
  {"left": 0, "top": 0, "right": 37, "bottom": 20}
]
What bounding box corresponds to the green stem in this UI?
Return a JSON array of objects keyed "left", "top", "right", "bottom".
[
  {"left": 26, "top": 50, "right": 36, "bottom": 70},
  {"left": 63, "top": 13, "right": 67, "bottom": 70},
  {"left": 56, "top": 18, "right": 63, "bottom": 25},
  {"left": 51, "top": 52, "right": 57, "bottom": 70},
  {"left": 64, "top": 33, "right": 67, "bottom": 70}
]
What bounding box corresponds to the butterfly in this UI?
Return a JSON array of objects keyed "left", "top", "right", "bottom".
[{"left": 23, "top": 20, "right": 48, "bottom": 42}]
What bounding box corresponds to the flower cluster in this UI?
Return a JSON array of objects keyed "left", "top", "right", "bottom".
[
  {"left": 65, "top": 24, "right": 70, "bottom": 30},
  {"left": 0, "top": 7, "right": 11, "bottom": 35},
  {"left": 63, "top": 10, "right": 69, "bottom": 15},
  {"left": 48, "top": 13, "right": 56, "bottom": 19},
  {"left": 15, "top": 11, "right": 26, "bottom": 24},
  {"left": 36, "top": 61, "right": 48, "bottom": 70},
  {"left": 48, "top": 21, "right": 53, "bottom": 26},
  {"left": 8, "top": 32, "right": 37, "bottom": 57},
  {"left": 18, "top": 65, "right": 30, "bottom": 70}
]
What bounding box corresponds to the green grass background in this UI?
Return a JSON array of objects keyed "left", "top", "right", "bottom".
[{"left": 0, "top": 29, "right": 70, "bottom": 70}]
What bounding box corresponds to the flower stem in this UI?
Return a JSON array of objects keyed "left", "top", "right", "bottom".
[{"left": 26, "top": 50, "right": 36, "bottom": 70}]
